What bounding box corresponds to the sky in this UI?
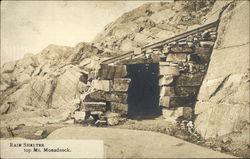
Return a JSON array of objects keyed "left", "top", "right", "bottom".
[{"left": 1, "top": 1, "right": 165, "bottom": 65}]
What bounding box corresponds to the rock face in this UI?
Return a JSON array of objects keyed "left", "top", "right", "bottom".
[
  {"left": 93, "top": 1, "right": 215, "bottom": 54},
  {"left": 194, "top": 0, "right": 249, "bottom": 139},
  {"left": 0, "top": 43, "right": 104, "bottom": 126}
]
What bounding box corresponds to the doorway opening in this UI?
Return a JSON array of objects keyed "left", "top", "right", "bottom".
[{"left": 127, "top": 63, "right": 161, "bottom": 119}]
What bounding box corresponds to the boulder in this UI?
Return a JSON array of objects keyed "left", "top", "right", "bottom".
[
  {"left": 78, "top": 56, "right": 100, "bottom": 71},
  {"left": 162, "top": 107, "right": 193, "bottom": 121},
  {"left": 2, "top": 61, "right": 16, "bottom": 73},
  {"left": 110, "top": 78, "right": 131, "bottom": 92},
  {"left": 81, "top": 102, "right": 106, "bottom": 112},
  {"left": 0, "top": 103, "right": 10, "bottom": 114},
  {"left": 22, "top": 105, "right": 35, "bottom": 111},
  {"left": 0, "top": 83, "right": 9, "bottom": 92},
  {"left": 17, "top": 73, "right": 31, "bottom": 84},
  {"left": 105, "top": 112, "right": 121, "bottom": 126},
  {"left": 51, "top": 66, "right": 82, "bottom": 108},
  {"left": 77, "top": 81, "right": 87, "bottom": 93},
  {"left": 72, "top": 111, "right": 86, "bottom": 121},
  {"left": 29, "top": 77, "right": 55, "bottom": 108},
  {"left": 120, "top": 39, "right": 135, "bottom": 51},
  {"left": 155, "top": 30, "right": 175, "bottom": 39},
  {"left": 107, "top": 117, "right": 119, "bottom": 126},
  {"left": 110, "top": 102, "right": 128, "bottom": 114},
  {"left": 34, "top": 130, "right": 48, "bottom": 137},
  {"left": 64, "top": 119, "right": 74, "bottom": 124},
  {"left": 134, "top": 47, "right": 142, "bottom": 55},
  {"left": 3, "top": 84, "right": 30, "bottom": 111},
  {"left": 149, "top": 8, "right": 176, "bottom": 24},
  {"left": 162, "top": 108, "right": 183, "bottom": 121}
]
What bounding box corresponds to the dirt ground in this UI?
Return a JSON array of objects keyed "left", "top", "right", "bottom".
[
  {"left": 1, "top": 117, "right": 249, "bottom": 158},
  {"left": 47, "top": 127, "right": 234, "bottom": 158}
]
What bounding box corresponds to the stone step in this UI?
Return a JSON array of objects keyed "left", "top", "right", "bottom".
[
  {"left": 81, "top": 102, "right": 106, "bottom": 111},
  {"left": 110, "top": 102, "right": 128, "bottom": 114},
  {"left": 98, "top": 65, "right": 127, "bottom": 80},
  {"left": 84, "top": 90, "right": 128, "bottom": 104}
]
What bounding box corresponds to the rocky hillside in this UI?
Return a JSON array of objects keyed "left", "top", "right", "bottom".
[
  {"left": 0, "top": 42, "right": 104, "bottom": 126},
  {"left": 93, "top": 0, "right": 215, "bottom": 55},
  {"left": 0, "top": 1, "right": 216, "bottom": 127}
]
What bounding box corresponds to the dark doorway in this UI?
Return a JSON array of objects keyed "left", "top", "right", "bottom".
[{"left": 127, "top": 63, "right": 161, "bottom": 119}]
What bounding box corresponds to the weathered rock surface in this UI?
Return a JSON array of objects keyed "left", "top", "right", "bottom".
[
  {"left": 194, "top": 1, "right": 250, "bottom": 141},
  {"left": 0, "top": 42, "right": 105, "bottom": 126},
  {"left": 93, "top": 1, "right": 215, "bottom": 54}
]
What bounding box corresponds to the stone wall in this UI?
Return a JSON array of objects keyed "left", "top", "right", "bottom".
[
  {"left": 156, "top": 27, "right": 217, "bottom": 122},
  {"left": 71, "top": 64, "right": 131, "bottom": 125},
  {"left": 194, "top": 0, "right": 249, "bottom": 139}
]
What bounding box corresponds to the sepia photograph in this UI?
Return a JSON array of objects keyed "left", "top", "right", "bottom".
[{"left": 0, "top": 0, "right": 249, "bottom": 158}]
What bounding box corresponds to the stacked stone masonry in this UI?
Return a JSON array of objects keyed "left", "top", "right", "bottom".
[
  {"left": 157, "top": 27, "right": 217, "bottom": 121},
  {"left": 82, "top": 64, "right": 131, "bottom": 118},
  {"left": 75, "top": 23, "right": 218, "bottom": 124}
]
